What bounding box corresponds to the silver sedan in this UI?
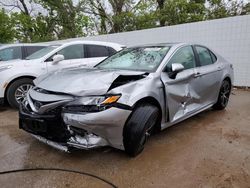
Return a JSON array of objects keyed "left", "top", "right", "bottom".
[{"left": 19, "top": 43, "right": 234, "bottom": 156}]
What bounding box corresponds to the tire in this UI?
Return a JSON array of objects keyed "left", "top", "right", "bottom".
[
  {"left": 213, "top": 79, "right": 231, "bottom": 110},
  {"left": 6, "top": 78, "right": 34, "bottom": 109},
  {"left": 123, "top": 104, "right": 160, "bottom": 157}
]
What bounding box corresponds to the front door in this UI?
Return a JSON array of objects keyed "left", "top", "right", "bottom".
[
  {"left": 161, "top": 45, "right": 200, "bottom": 123},
  {"left": 46, "top": 44, "right": 85, "bottom": 72}
]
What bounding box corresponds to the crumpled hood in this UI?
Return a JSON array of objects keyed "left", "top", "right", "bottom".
[{"left": 34, "top": 68, "right": 147, "bottom": 96}]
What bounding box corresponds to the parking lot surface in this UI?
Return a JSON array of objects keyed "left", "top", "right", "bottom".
[{"left": 0, "top": 89, "right": 250, "bottom": 188}]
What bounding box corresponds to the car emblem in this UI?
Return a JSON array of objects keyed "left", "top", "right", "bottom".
[{"left": 34, "top": 101, "right": 43, "bottom": 110}]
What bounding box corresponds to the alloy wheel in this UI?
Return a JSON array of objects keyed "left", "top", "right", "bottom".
[
  {"left": 14, "top": 84, "right": 33, "bottom": 104},
  {"left": 220, "top": 81, "right": 230, "bottom": 107}
]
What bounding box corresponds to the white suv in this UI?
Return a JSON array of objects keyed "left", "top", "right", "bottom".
[
  {"left": 0, "top": 43, "right": 48, "bottom": 62},
  {"left": 0, "top": 40, "right": 124, "bottom": 108}
]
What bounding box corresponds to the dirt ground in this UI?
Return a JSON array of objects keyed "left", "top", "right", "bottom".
[{"left": 0, "top": 89, "right": 250, "bottom": 188}]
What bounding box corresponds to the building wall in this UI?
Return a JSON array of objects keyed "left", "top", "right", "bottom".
[{"left": 69, "top": 15, "right": 250, "bottom": 86}]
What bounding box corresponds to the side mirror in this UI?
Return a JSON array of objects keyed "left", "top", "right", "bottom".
[
  {"left": 52, "top": 54, "right": 64, "bottom": 64},
  {"left": 171, "top": 63, "right": 184, "bottom": 72},
  {"left": 168, "top": 63, "right": 184, "bottom": 79}
]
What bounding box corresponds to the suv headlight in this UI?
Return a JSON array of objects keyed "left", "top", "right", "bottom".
[
  {"left": 0, "top": 65, "right": 13, "bottom": 72},
  {"left": 63, "top": 95, "right": 121, "bottom": 113}
]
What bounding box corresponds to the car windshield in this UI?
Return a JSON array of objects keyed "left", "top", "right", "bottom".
[
  {"left": 96, "top": 46, "right": 171, "bottom": 72},
  {"left": 25, "top": 45, "right": 60, "bottom": 60}
]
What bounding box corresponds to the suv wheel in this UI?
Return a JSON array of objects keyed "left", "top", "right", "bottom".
[{"left": 6, "top": 78, "right": 34, "bottom": 109}]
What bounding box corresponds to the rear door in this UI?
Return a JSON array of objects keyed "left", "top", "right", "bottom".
[
  {"left": 84, "top": 45, "right": 111, "bottom": 67},
  {"left": 192, "top": 45, "right": 222, "bottom": 107},
  {"left": 161, "top": 45, "right": 199, "bottom": 123},
  {"left": 23, "top": 46, "right": 45, "bottom": 59},
  {"left": 46, "top": 44, "right": 85, "bottom": 71}
]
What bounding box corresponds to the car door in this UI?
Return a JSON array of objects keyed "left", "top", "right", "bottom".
[
  {"left": 46, "top": 44, "right": 85, "bottom": 71},
  {"left": 192, "top": 45, "right": 222, "bottom": 107},
  {"left": 83, "top": 45, "right": 110, "bottom": 67},
  {"left": 23, "top": 46, "right": 46, "bottom": 59},
  {"left": 161, "top": 45, "right": 200, "bottom": 123}
]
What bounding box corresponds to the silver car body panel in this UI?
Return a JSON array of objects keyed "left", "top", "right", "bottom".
[
  {"left": 21, "top": 43, "right": 234, "bottom": 151},
  {"left": 33, "top": 67, "right": 146, "bottom": 96},
  {"left": 63, "top": 108, "right": 131, "bottom": 150}
]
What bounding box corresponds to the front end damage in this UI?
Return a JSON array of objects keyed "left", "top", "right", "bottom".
[{"left": 19, "top": 90, "right": 133, "bottom": 152}]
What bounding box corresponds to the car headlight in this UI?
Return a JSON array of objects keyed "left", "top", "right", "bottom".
[
  {"left": 0, "top": 65, "right": 13, "bottom": 72},
  {"left": 63, "top": 95, "right": 121, "bottom": 113}
]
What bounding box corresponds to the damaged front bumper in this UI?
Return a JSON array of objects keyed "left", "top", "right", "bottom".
[
  {"left": 31, "top": 133, "right": 109, "bottom": 152},
  {"left": 19, "top": 102, "right": 132, "bottom": 152}
]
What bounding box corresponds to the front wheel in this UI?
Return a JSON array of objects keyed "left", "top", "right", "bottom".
[
  {"left": 213, "top": 79, "right": 231, "bottom": 110},
  {"left": 6, "top": 78, "right": 34, "bottom": 109},
  {"left": 123, "top": 104, "right": 160, "bottom": 157}
]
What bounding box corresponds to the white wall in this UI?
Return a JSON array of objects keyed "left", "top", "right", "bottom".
[{"left": 65, "top": 15, "right": 250, "bottom": 86}]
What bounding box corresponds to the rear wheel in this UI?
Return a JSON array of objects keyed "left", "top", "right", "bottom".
[
  {"left": 123, "top": 104, "right": 160, "bottom": 157},
  {"left": 6, "top": 78, "right": 34, "bottom": 109},
  {"left": 213, "top": 79, "right": 231, "bottom": 110}
]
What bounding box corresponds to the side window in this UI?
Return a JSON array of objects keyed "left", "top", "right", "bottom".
[
  {"left": 57, "top": 44, "right": 84, "bottom": 60},
  {"left": 166, "top": 46, "right": 196, "bottom": 71},
  {"left": 86, "top": 45, "right": 109, "bottom": 58},
  {"left": 195, "top": 46, "right": 214, "bottom": 66},
  {"left": 0, "top": 47, "right": 22, "bottom": 61},
  {"left": 25, "top": 46, "right": 45, "bottom": 57},
  {"left": 210, "top": 51, "right": 217, "bottom": 63}
]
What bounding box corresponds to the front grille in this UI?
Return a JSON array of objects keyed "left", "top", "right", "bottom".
[
  {"left": 26, "top": 95, "right": 64, "bottom": 115},
  {"left": 47, "top": 107, "right": 61, "bottom": 115},
  {"left": 20, "top": 104, "right": 70, "bottom": 142}
]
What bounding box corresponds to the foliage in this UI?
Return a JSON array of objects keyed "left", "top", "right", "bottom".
[
  {"left": 0, "top": 9, "right": 15, "bottom": 43},
  {"left": 36, "top": 0, "right": 93, "bottom": 39},
  {"left": 159, "top": 0, "right": 206, "bottom": 26},
  {"left": 0, "top": 0, "right": 248, "bottom": 42},
  {"left": 11, "top": 12, "right": 56, "bottom": 42},
  {"left": 206, "top": 0, "right": 245, "bottom": 19}
]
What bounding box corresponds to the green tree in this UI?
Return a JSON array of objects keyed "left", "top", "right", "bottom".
[
  {"left": 0, "top": 9, "right": 15, "bottom": 43},
  {"left": 108, "top": 0, "right": 158, "bottom": 32},
  {"left": 0, "top": 0, "right": 248, "bottom": 43},
  {"left": 37, "top": 0, "right": 93, "bottom": 39},
  {"left": 206, "top": 0, "right": 244, "bottom": 19},
  {"left": 159, "top": 0, "right": 205, "bottom": 26},
  {"left": 241, "top": 2, "right": 250, "bottom": 15},
  {"left": 87, "top": 0, "right": 155, "bottom": 34},
  {"left": 11, "top": 12, "right": 56, "bottom": 42}
]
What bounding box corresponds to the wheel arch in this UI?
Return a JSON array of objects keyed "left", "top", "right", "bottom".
[
  {"left": 4, "top": 76, "right": 36, "bottom": 101},
  {"left": 131, "top": 96, "right": 163, "bottom": 132},
  {"left": 223, "top": 76, "right": 232, "bottom": 86},
  {"left": 221, "top": 76, "right": 232, "bottom": 93}
]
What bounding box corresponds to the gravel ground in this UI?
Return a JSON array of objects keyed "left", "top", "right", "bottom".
[{"left": 0, "top": 89, "right": 250, "bottom": 188}]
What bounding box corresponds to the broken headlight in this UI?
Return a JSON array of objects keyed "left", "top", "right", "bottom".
[{"left": 63, "top": 95, "right": 121, "bottom": 113}]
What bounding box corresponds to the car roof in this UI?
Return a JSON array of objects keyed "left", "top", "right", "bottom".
[
  {"left": 129, "top": 42, "right": 186, "bottom": 48},
  {"left": 47, "top": 40, "right": 126, "bottom": 48},
  {"left": 0, "top": 43, "right": 50, "bottom": 49}
]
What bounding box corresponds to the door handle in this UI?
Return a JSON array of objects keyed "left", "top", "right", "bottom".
[
  {"left": 194, "top": 72, "right": 201, "bottom": 78},
  {"left": 217, "top": 66, "right": 222, "bottom": 71}
]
